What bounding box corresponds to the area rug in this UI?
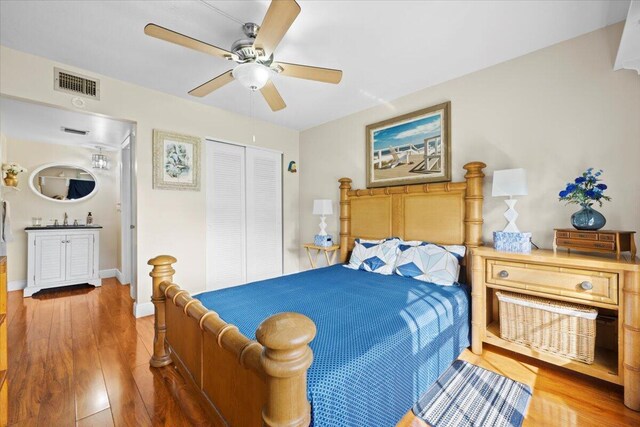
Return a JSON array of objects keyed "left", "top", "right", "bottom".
[{"left": 412, "top": 359, "right": 532, "bottom": 427}]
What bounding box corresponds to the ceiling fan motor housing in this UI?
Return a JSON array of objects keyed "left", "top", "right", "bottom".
[{"left": 231, "top": 22, "right": 275, "bottom": 66}]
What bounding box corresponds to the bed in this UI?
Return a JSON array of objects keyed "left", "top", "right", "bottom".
[{"left": 147, "top": 161, "right": 486, "bottom": 427}]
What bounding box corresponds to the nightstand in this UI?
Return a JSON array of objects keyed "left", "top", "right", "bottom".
[
  {"left": 303, "top": 243, "right": 340, "bottom": 268},
  {"left": 470, "top": 247, "right": 640, "bottom": 411}
]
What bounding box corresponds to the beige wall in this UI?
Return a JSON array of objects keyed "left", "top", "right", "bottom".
[
  {"left": 3, "top": 138, "right": 120, "bottom": 281},
  {"left": 300, "top": 23, "right": 639, "bottom": 268},
  {"left": 0, "top": 46, "right": 300, "bottom": 313}
]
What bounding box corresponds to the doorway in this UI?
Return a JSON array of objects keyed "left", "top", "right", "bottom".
[{"left": 0, "top": 95, "right": 138, "bottom": 307}]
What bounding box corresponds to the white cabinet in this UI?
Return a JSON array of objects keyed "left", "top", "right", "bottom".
[{"left": 25, "top": 227, "right": 101, "bottom": 297}]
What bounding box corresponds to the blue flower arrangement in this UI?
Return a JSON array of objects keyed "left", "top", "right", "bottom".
[{"left": 559, "top": 168, "right": 611, "bottom": 207}]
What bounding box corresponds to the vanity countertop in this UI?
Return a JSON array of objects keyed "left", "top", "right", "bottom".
[{"left": 25, "top": 225, "right": 103, "bottom": 231}]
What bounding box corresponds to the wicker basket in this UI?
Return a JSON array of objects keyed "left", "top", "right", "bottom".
[{"left": 496, "top": 291, "right": 597, "bottom": 364}]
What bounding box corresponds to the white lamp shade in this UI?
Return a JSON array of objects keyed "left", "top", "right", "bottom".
[
  {"left": 492, "top": 168, "right": 528, "bottom": 197},
  {"left": 313, "top": 199, "right": 333, "bottom": 216}
]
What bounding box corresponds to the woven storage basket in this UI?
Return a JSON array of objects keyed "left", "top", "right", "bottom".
[{"left": 496, "top": 291, "right": 597, "bottom": 364}]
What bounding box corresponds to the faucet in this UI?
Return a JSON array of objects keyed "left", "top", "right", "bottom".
[{"left": 63, "top": 212, "right": 68, "bottom": 226}]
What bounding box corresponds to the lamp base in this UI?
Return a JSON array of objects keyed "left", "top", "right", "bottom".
[{"left": 502, "top": 199, "right": 520, "bottom": 232}]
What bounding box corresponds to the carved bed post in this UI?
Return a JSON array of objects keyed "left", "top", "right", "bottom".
[
  {"left": 463, "top": 162, "right": 486, "bottom": 356},
  {"left": 148, "top": 255, "right": 176, "bottom": 368},
  {"left": 256, "top": 312, "right": 317, "bottom": 427},
  {"left": 339, "top": 178, "right": 352, "bottom": 263}
]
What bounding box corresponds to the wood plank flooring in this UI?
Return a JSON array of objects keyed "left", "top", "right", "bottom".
[
  {"left": 7, "top": 279, "right": 211, "bottom": 426},
  {"left": 6, "top": 278, "right": 640, "bottom": 426}
]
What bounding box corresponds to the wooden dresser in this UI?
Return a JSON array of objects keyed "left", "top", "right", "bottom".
[
  {"left": 470, "top": 247, "right": 640, "bottom": 411},
  {"left": 0, "top": 257, "right": 7, "bottom": 425}
]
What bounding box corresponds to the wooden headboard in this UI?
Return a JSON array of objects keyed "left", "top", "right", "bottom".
[{"left": 338, "top": 161, "right": 486, "bottom": 281}]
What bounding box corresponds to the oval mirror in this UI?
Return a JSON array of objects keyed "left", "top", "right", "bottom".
[{"left": 29, "top": 163, "right": 98, "bottom": 203}]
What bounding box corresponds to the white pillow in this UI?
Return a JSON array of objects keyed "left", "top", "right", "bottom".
[
  {"left": 345, "top": 238, "right": 400, "bottom": 275},
  {"left": 394, "top": 242, "right": 461, "bottom": 286},
  {"left": 400, "top": 240, "right": 466, "bottom": 260}
]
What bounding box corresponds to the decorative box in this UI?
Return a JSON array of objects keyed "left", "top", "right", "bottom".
[
  {"left": 493, "top": 231, "right": 532, "bottom": 254},
  {"left": 314, "top": 234, "right": 333, "bottom": 247}
]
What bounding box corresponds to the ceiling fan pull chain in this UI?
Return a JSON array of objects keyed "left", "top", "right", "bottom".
[{"left": 250, "top": 90, "right": 256, "bottom": 143}]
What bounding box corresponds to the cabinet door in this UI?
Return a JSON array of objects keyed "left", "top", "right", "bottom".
[
  {"left": 34, "top": 234, "right": 66, "bottom": 285},
  {"left": 66, "top": 234, "right": 94, "bottom": 281}
]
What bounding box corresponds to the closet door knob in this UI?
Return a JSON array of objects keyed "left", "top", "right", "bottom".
[
  {"left": 499, "top": 270, "right": 509, "bottom": 278},
  {"left": 580, "top": 281, "right": 593, "bottom": 290}
]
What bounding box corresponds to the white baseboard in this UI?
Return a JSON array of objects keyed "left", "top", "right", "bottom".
[
  {"left": 115, "top": 269, "right": 127, "bottom": 285},
  {"left": 134, "top": 301, "right": 154, "bottom": 318},
  {"left": 8, "top": 279, "right": 26, "bottom": 291},
  {"left": 99, "top": 268, "right": 117, "bottom": 279}
]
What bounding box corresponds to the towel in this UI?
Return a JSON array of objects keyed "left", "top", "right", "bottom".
[{"left": 2, "top": 200, "right": 14, "bottom": 243}]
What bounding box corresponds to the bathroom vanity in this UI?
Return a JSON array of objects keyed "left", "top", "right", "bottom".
[{"left": 24, "top": 226, "right": 102, "bottom": 297}]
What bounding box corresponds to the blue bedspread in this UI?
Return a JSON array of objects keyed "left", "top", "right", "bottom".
[{"left": 195, "top": 265, "right": 470, "bottom": 427}]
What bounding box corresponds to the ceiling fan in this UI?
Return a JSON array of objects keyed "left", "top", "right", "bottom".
[{"left": 144, "top": 0, "right": 342, "bottom": 112}]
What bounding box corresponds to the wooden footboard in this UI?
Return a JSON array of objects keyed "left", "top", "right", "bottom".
[{"left": 149, "top": 255, "right": 316, "bottom": 427}]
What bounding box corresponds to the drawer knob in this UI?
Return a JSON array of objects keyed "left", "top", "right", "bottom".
[
  {"left": 498, "top": 270, "right": 509, "bottom": 278},
  {"left": 580, "top": 281, "right": 593, "bottom": 290}
]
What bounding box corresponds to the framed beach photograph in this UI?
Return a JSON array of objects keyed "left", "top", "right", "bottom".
[
  {"left": 366, "top": 101, "right": 451, "bottom": 188},
  {"left": 152, "top": 130, "right": 201, "bottom": 191}
]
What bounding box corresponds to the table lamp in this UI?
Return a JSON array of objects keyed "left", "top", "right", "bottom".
[
  {"left": 313, "top": 199, "right": 333, "bottom": 246},
  {"left": 492, "top": 168, "right": 528, "bottom": 232}
]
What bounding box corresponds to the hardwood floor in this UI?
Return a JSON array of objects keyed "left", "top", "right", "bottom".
[
  {"left": 7, "top": 279, "right": 211, "bottom": 426},
  {"left": 6, "top": 278, "right": 640, "bottom": 426}
]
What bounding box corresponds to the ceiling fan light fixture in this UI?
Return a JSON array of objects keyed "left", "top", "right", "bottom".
[{"left": 232, "top": 62, "right": 271, "bottom": 91}]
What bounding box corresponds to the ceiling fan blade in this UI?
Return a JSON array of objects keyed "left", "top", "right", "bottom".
[
  {"left": 275, "top": 62, "right": 342, "bottom": 84},
  {"left": 260, "top": 80, "right": 286, "bottom": 111},
  {"left": 144, "top": 23, "right": 233, "bottom": 59},
  {"left": 253, "top": 0, "right": 301, "bottom": 58},
  {"left": 189, "top": 70, "right": 235, "bottom": 97}
]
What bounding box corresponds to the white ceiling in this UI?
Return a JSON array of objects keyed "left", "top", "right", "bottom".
[
  {"left": 0, "top": 1, "right": 630, "bottom": 131},
  {"left": 0, "top": 96, "right": 134, "bottom": 150}
]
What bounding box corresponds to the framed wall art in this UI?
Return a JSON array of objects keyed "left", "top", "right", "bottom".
[
  {"left": 153, "top": 129, "right": 201, "bottom": 191},
  {"left": 366, "top": 101, "right": 451, "bottom": 188}
]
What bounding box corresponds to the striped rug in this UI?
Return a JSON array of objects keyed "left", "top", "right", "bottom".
[{"left": 412, "top": 360, "right": 532, "bottom": 427}]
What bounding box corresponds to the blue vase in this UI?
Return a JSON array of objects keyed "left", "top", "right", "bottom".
[{"left": 571, "top": 204, "right": 606, "bottom": 230}]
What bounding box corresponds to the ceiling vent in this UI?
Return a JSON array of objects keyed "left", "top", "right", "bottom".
[
  {"left": 54, "top": 67, "right": 100, "bottom": 100},
  {"left": 61, "top": 127, "right": 90, "bottom": 136}
]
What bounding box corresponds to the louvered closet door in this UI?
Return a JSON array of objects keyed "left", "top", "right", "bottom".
[
  {"left": 207, "top": 142, "right": 246, "bottom": 290},
  {"left": 245, "top": 147, "right": 283, "bottom": 282}
]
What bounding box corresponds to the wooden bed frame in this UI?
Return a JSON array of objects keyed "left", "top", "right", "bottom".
[{"left": 148, "top": 161, "right": 486, "bottom": 427}]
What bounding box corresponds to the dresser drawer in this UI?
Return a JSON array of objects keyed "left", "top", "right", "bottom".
[
  {"left": 557, "top": 238, "right": 615, "bottom": 251},
  {"left": 598, "top": 233, "right": 615, "bottom": 242},
  {"left": 569, "top": 231, "right": 598, "bottom": 240},
  {"left": 486, "top": 259, "right": 618, "bottom": 305}
]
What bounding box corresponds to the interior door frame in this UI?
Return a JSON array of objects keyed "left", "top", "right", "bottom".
[{"left": 120, "top": 131, "right": 137, "bottom": 299}]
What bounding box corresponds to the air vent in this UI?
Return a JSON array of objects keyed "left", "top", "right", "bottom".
[
  {"left": 61, "top": 127, "right": 90, "bottom": 136},
  {"left": 54, "top": 67, "right": 100, "bottom": 99}
]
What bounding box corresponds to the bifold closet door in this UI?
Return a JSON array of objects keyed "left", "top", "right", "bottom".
[
  {"left": 245, "top": 147, "right": 283, "bottom": 282},
  {"left": 207, "top": 142, "right": 246, "bottom": 290}
]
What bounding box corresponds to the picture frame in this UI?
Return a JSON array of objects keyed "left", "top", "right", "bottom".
[
  {"left": 366, "top": 101, "right": 451, "bottom": 188},
  {"left": 152, "top": 129, "right": 201, "bottom": 191}
]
